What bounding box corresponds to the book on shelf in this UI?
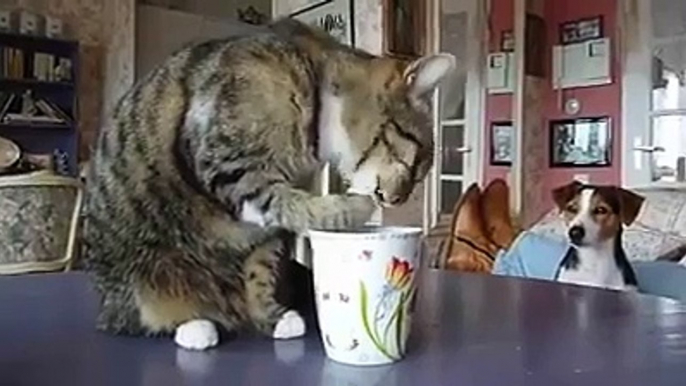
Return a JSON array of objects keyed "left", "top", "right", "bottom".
[
  {"left": 36, "top": 98, "right": 71, "bottom": 123},
  {"left": 0, "top": 92, "right": 15, "bottom": 118},
  {"left": 0, "top": 45, "right": 73, "bottom": 82},
  {"left": 0, "top": 46, "right": 25, "bottom": 79},
  {"left": 3, "top": 113, "right": 64, "bottom": 125}
]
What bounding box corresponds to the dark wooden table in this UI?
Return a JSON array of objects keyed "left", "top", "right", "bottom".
[{"left": 2, "top": 271, "right": 686, "bottom": 385}]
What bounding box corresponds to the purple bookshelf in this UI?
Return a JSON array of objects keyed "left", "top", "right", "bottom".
[{"left": 0, "top": 31, "right": 79, "bottom": 176}]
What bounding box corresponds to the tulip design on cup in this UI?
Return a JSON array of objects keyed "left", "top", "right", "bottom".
[
  {"left": 360, "top": 256, "right": 416, "bottom": 361},
  {"left": 386, "top": 258, "right": 413, "bottom": 290}
]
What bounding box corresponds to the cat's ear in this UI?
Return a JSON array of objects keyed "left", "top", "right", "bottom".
[{"left": 404, "top": 53, "right": 456, "bottom": 97}]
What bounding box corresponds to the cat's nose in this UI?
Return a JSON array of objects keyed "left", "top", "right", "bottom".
[
  {"left": 387, "top": 195, "right": 403, "bottom": 206},
  {"left": 376, "top": 191, "right": 406, "bottom": 207},
  {"left": 375, "top": 183, "right": 411, "bottom": 206}
]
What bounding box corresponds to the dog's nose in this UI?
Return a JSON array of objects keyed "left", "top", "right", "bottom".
[{"left": 568, "top": 226, "right": 585, "bottom": 245}]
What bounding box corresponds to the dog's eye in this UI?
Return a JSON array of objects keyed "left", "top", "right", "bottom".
[
  {"left": 565, "top": 204, "right": 579, "bottom": 214},
  {"left": 593, "top": 207, "right": 609, "bottom": 215}
]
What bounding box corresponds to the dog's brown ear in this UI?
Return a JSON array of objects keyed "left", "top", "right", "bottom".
[
  {"left": 618, "top": 188, "right": 645, "bottom": 226},
  {"left": 551, "top": 181, "right": 584, "bottom": 209}
]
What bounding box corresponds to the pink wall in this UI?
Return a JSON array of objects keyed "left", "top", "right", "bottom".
[
  {"left": 483, "top": 0, "right": 621, "bottom": 216},
  {"left": 483, "top": 0, "right": 514, "bottom": 183}
]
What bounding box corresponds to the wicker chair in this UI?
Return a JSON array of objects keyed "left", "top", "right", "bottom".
[{"left": 0, "top": 170, "right": 83, "bottom": 275}]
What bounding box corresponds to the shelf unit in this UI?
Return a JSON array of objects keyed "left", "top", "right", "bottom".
[{"left": 0, "top": 31, "right": 79, "bottom": 176}]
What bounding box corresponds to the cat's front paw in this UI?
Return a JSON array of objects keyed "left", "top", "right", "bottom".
[
  {"left": 273, "top": 310, "right": 306, "bottom": 340},
  {"left": 341, "top": 194, "right": 377, "bottom": 228},
  {"left": 174, "top": 319, "right": 219, "bottom": 351}
]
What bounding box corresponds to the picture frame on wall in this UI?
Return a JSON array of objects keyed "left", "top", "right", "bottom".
[
  {"left": 490, "top": 121, "right": 514, "bottom": 166},
  {"left": 383, "top": 0, "right": 425, "bottom": 58},
  {"left": 287, "top": 0, "right": 333, "bottom": 15},
  {"left": 550, "top": 117, "right": 611, "bottom": 167},
  {"left": 290, "top": 0, "right": 355, "bottom": 47},
  {"left": 501, "top": 30, "right": 514, "bottom": 52},
  {"left": 560, "top": 16, "right": 603, "bottom": 45}
]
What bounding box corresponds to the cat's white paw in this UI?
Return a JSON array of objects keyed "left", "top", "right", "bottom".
[
  {"left": 174, "top": 319, "right": 219, "bottom": 351},
  {"left": 273, "top": 310, "right": 306, "bottom": 340},
  {"left": 240, "top": 201, "right": 267, "bottom": 227}
]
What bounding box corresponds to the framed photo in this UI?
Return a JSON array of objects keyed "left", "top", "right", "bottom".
[
  {"left": 291, "top": 0, "right": 355, "bottom": 47},
  {"left": 383, "top": 0, "right": 425, "bottom": 58},
  {"left": 490, "top": 121, "right": 514, "bottom": 166},
  {"left": 501, "top": 30, "right": 514, "bottom": 52},
  {"left": 287, "top": 0, "right": 332, "bottom": 15},
  {"left": 550, "top": 117, "right": 611, "bottom": 167},
  {"left": 560, "top": 16, "right": 603, "bottom": 45}
]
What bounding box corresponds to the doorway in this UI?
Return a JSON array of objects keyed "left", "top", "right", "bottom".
[
  {"left": 623, "top": 0, "right": 686, "bottom": 186},
  {"left": 424, "top": 0, "right": 486, "bottom": 231}
]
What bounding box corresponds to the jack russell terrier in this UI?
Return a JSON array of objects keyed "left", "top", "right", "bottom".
[{"left": 551, "top": 181, "right": 645, "bottom": 291}]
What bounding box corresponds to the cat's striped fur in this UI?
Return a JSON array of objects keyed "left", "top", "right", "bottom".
[{"left": 84, "top": 18, "right": 454, "bottom": 349}]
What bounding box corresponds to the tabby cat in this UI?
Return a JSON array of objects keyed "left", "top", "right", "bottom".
[{"left": 84, "top": 18, "right": 455, "bottom": 350}]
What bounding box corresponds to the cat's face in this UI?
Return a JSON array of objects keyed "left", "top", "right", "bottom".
[{"left": 337, "top": 54, "right": 455, "bottom": 207}]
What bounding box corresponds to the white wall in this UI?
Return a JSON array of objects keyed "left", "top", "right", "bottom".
[
  {"left": 141, "top": 0, "right": 271, "bottom": 20},
  {"left": 135, "top": 4, "right": 263, "bottom": 80}
]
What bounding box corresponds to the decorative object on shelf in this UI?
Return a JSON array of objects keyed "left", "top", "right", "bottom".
[
  {"left": 501, "top": 30, "right": 514, "bottom": 52},
  {"left": 490, "top": 121, "right": 514, "bottom": 166},
  {"left": 550, "top": 117, "right": 611, "bottom": 167},
  {"left": 237, "top": 6, "right": 268, "bottom": 25},
  {"left": 53, "top": 149, "right": 69, "bottom": 176},
  {"left": 0, "top": 136, "right": 49, "bottom": 176},
  {"left": 291, "top": 0, "right": 355, "bottom": 47},
  {"left": 0, "top": 9, "right": 67, "bottom": 39},
  {"left": 560, "top": 16, "right": 603, "bottom": 45},
  {"left": 0, "top": 135, "right": 20, "bottom": 172},
  {"left": 383, "top": 0, "right": 425, "bottom": 58},
  {"left": 0, "top": 10, "right": 10, "bottom": 32},
  {"left": 54, "top": 57, "right": 73, "bottom": 81},
  {"left": 20, "top": 89, "right": 37, "bottom": 117},
  {"left": 44, "top": 15, "right": 63, "bottom": 38},
  {"left": 33, "top": 51, "right": 70, "bottom": 81},
  {"left": 17, "top": 10, "right": 40, "bottom": 36},
  {"left": 25, "top": 152, "right": 53, "bottom": 172}
]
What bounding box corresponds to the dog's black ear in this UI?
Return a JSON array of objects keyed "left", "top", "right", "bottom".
[
  {"left": 551, "top": 181, "right": 583, "bottom": 210},
  {"left": 618, "top": 188, "right": 645, "bottom": 226}
]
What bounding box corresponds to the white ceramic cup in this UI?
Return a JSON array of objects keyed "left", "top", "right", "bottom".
[{"left": 308, "top": 227, "right": 423, "bottom": 366}]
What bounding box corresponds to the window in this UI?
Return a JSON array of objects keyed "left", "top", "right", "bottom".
[{"left": 650, "top": 0, "right": 686, "bottom": 182}]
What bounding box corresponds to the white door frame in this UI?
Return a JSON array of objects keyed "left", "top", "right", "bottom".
[
  {"left": 422, "top": 0, "right": 487, "bottom": 233},
  {"left": 463, "top": 0, "right": 488, "bottom": 189},
  {"left": 620, "top": 0, "right": 686, "bottom": 187},
  {"left": 620, "top": 0, "right": 654, "bottom": 188}
]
